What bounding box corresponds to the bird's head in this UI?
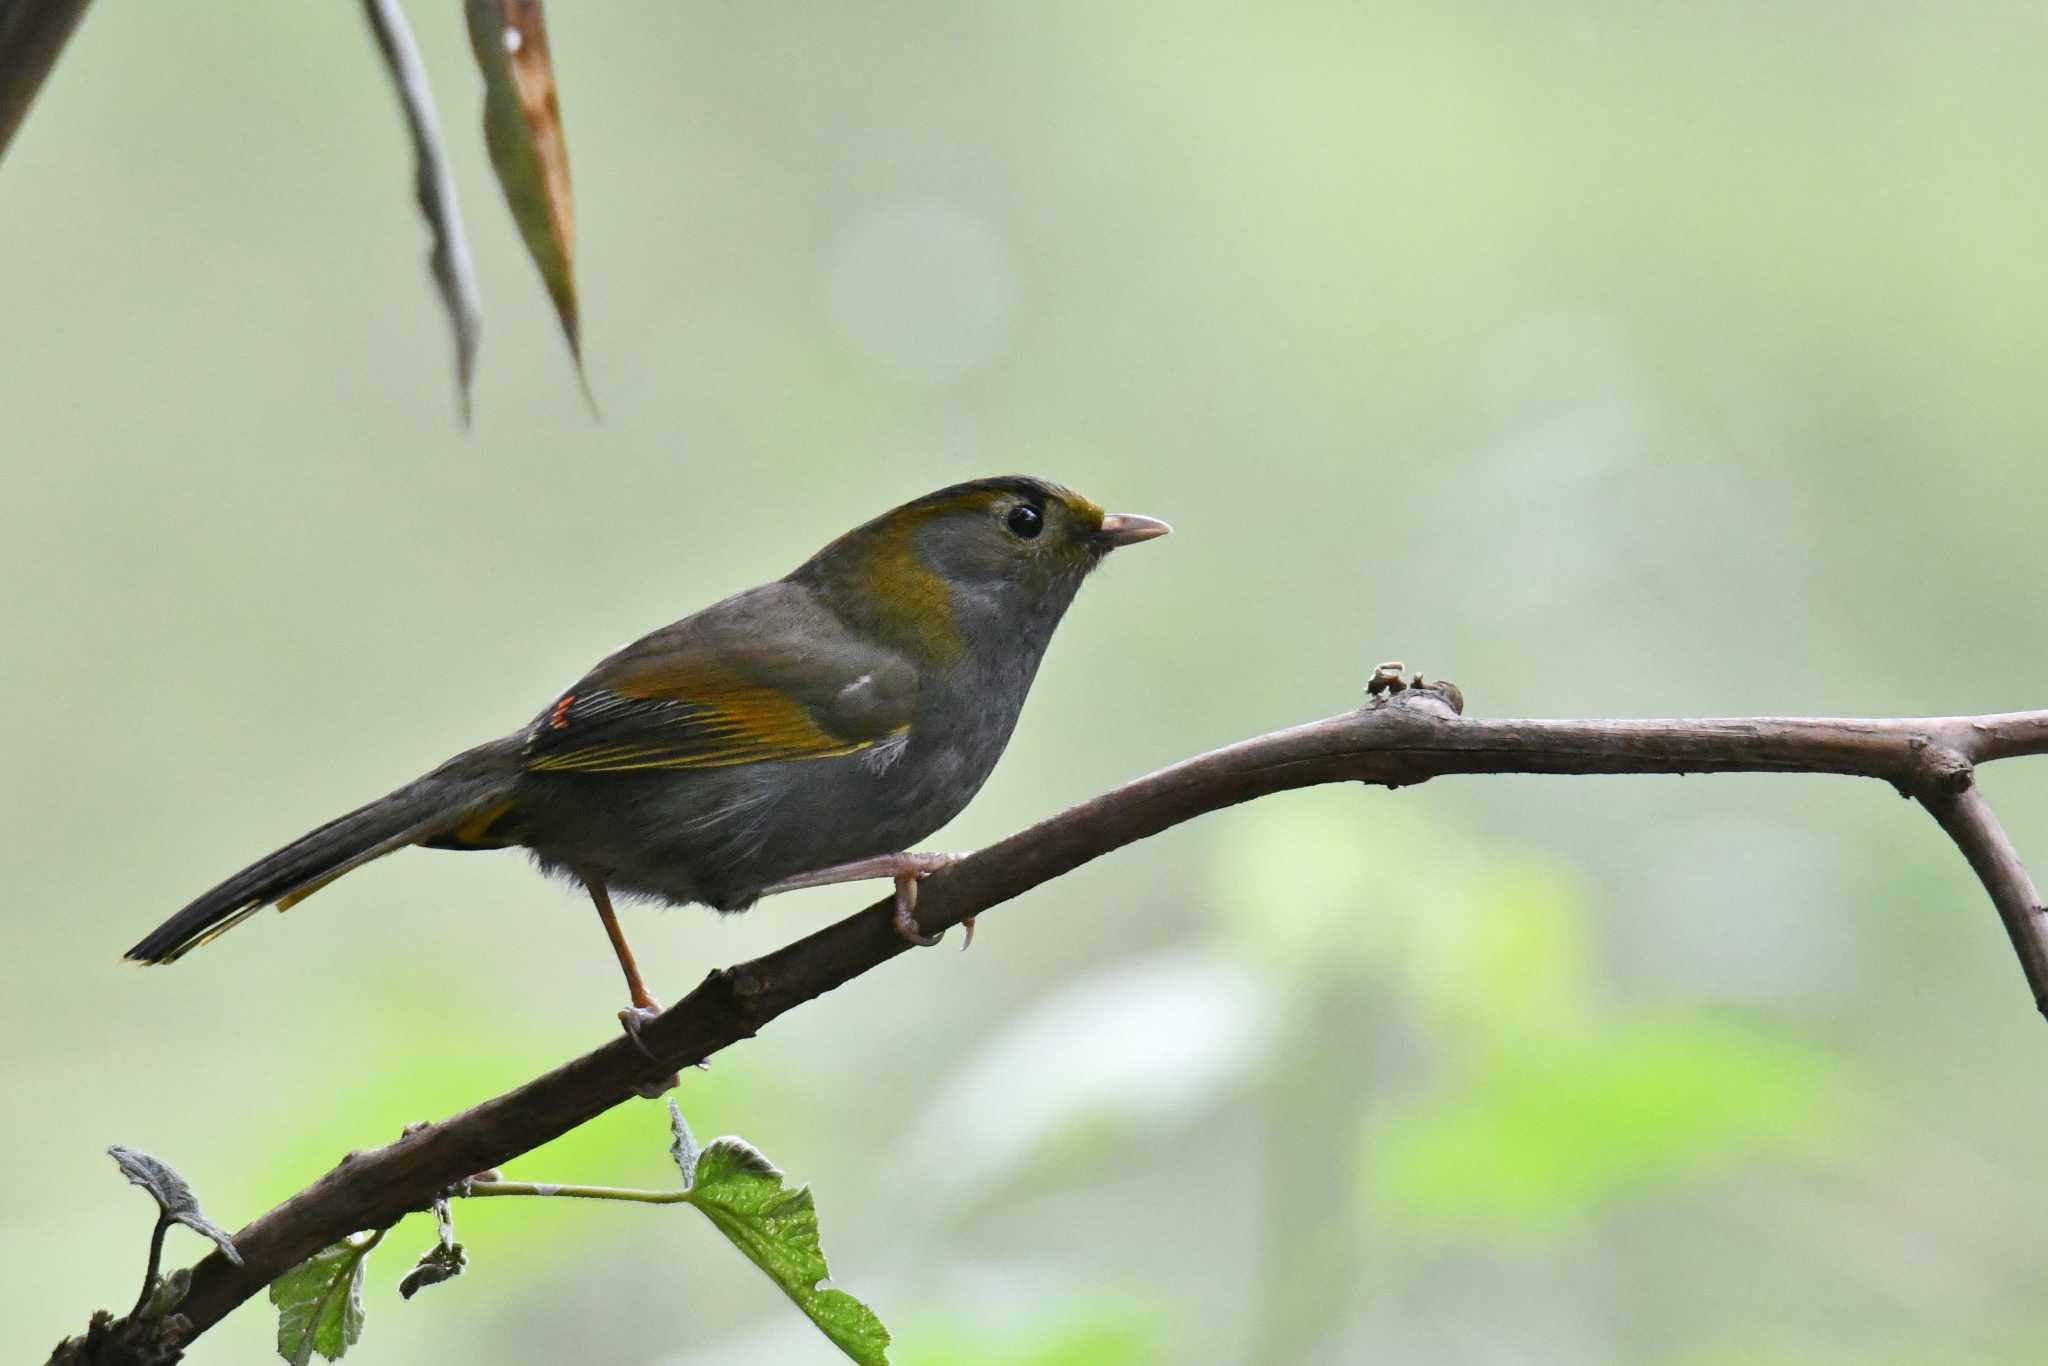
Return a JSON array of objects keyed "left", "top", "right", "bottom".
[{"left": 795, "top": 475, "right": 1170, "bottom": 666}]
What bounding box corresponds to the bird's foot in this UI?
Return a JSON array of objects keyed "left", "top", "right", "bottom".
[
  {"left": 889, "top": 851, "right": 966, "bottom": 948},
  {"left": 619, "top": 1002, "right": 662, "bottom": 1054},
  {"left": 758, "top": 849, "right": 969, "bottom": 947},
  {"left": 618, "top": 1000, "right": 679, "bottom": 1098},
  {"left": 891, "top": 870, "right": 939, "bottom": 947}
]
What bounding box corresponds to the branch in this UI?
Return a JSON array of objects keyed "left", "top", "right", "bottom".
[
  {"left": 1917, "top": 783, "right": 2048, "bottom": 1013},
  {"left": 80, "top": 682, "right": 2048, "bottom": 1350}
]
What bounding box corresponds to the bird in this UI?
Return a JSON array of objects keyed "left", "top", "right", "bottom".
[{"left": 126, "top": 475, "right": 1170, "bottom": 1051}]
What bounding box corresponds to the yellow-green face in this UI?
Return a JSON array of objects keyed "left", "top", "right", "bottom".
[{"left": 799, "top": 475, "right": 1168, "bottom": 662}]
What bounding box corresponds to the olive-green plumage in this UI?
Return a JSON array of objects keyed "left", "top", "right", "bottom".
[{"left": 125, "top": 477, "right": 1168, "bottom": 976}]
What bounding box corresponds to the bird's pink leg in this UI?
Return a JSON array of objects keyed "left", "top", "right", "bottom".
[
  {"left": 761, "top": 851, "right": 972, "bottom": 948},
  {"left": 580, "top": 871, "right": 678, "bottom": 1097}
]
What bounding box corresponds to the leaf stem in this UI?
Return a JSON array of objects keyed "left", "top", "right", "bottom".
[
  {"left": 309, "top": 1227, "right": 388, "bottom": 1341},
  {"left": 130, "top": 1213, "right": 170, "bottom": 1318},
  {"left": 461, "top": 1179, "right": 693, "bottom": 1206}
]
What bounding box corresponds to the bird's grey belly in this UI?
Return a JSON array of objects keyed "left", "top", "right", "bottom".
[{"left": 513, "top": 735, "right": 996, "bottom": 912}]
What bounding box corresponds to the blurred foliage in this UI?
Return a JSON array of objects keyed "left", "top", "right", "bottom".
[
  {"left": 8, "top": 3, "right": 2048, "bottom": 1363},
  {"left": 1368, "top": 1014, "right": 1834, "bottom": 1236},
  {"left": 897, "top": 1306, "right": 1164, "bottom": 1366},
  {"left": 1217, "top": 795, "right": 1835, "bottom": 1237}
]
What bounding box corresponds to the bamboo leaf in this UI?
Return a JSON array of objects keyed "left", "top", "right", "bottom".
[
  {"left": 359, "top": 0, "right": 483, "bottom": 424},
  {"left": 466, "top": 0, "right": 590, "bottom": 402}
]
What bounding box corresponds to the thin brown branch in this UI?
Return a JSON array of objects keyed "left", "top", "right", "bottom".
[
  {"left": 0, "top": 0, "right": 93, "bottom": 163},
  {"left": 1918, "top": 782, "right": 2048, "bottom": 1014},
  {"left": 65, "top": 685, "right": 2048, "bottom": 1352}
]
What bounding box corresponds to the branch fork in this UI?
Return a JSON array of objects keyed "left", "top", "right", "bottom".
[{"left": 54, "top": 674, "right": 2048, "bottom": 1355}]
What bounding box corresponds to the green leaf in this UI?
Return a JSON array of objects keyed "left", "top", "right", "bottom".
[
  {"left": 686, "top": 1138, "right": 891, "bottom": 1365},
  {"left": 270, "top": 1233, "right": 379, "bottom": 1365},
  {"left": 107, "top": 1145, "right": 242, "bottom": 1264}
]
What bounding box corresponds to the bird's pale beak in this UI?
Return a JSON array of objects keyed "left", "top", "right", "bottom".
[{"left": 1095, "top": 512, "right": 1172, "bottom": 548}]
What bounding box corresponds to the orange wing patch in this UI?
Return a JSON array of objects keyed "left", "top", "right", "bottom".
[{"left": 526, "top": 673, "right": 904, "bottom": 774}]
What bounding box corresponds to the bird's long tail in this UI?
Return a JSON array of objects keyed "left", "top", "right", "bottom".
[{"left": 124, "top": 738, "right": 523, "bottom": 964}]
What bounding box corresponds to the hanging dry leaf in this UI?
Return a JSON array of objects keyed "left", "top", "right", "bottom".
[
  {"left": 466, "top": 0, "right": 589, "bottom": 401},
  {"left": 0, "top": 0, "right": 96, "bottom": 164},
  {"left": 360, "top": 0, "right": 483, "bottom": 424}
]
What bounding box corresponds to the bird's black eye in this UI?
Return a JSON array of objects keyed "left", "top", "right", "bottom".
[{"left": 1005, "top": 503, "right": 1044, "bottom": 539}]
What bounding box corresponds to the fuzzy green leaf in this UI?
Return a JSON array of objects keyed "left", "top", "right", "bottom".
[
  {"left": 687, "top": 1138, "right": 890, "bottom": 1365},
  {"left": 107, "top": 1145, "right": 242, "bottom": 1264},
  {"left": 270, "top": 1234, "right": 377, "bottom": 1365},
  {"left": 667, "top": 1099, "right": 699, "bottom": 1186}
]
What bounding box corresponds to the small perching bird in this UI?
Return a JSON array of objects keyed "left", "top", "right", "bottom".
[{"left": 126, "top": 476, "right": 1169, "bottom": 1049}]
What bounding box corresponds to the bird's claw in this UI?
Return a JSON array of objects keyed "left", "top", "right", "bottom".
[
  {"left": 618, "top": 1002, "right": 678, "bottom": 1098},
  {"left": 619, "top": 1002, "right": 663, "bottom": 1055},
  {"left": 892, "top": 873, "right": 941, "bottom": 947},
  {"left": 890, "top": 853, "right": 962, "bottom": 947},
  {"left": 888, "top": 853, "right": 977, "bottom": 949}
]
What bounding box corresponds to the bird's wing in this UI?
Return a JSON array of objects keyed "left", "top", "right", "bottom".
[{"left": 521, "top": 584, "right": 919, "bottom": 775}]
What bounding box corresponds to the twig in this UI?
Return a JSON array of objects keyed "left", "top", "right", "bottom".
[
  {"left": 1917, "top": 782, "right": 2048, "bottom": 1014},
  {"left": 464, "top": 1180, "right": 691, "bottom": 1205},
  {"left": 73, "top": 685, "right": 2048, "bottom": 1348}
]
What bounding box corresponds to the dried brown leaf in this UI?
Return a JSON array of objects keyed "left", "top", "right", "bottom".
[
  {"left": 0, "top": 0, "right": 96, "bottom": 165},
  {"left": 466, "top": 0, "right": 590, "bottom": 404},
  {"left": 360, "top": 0, "right": 483, "bottom": 424}
]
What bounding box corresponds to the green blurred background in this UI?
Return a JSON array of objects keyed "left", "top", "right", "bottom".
[{"left": 7, "top": 3, "right": 2048, "bottom": 1362}]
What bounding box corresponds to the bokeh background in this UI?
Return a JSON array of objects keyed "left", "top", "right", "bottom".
[{"left": 7, "top": 4, "right": 2048, "bottom": 1362}]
